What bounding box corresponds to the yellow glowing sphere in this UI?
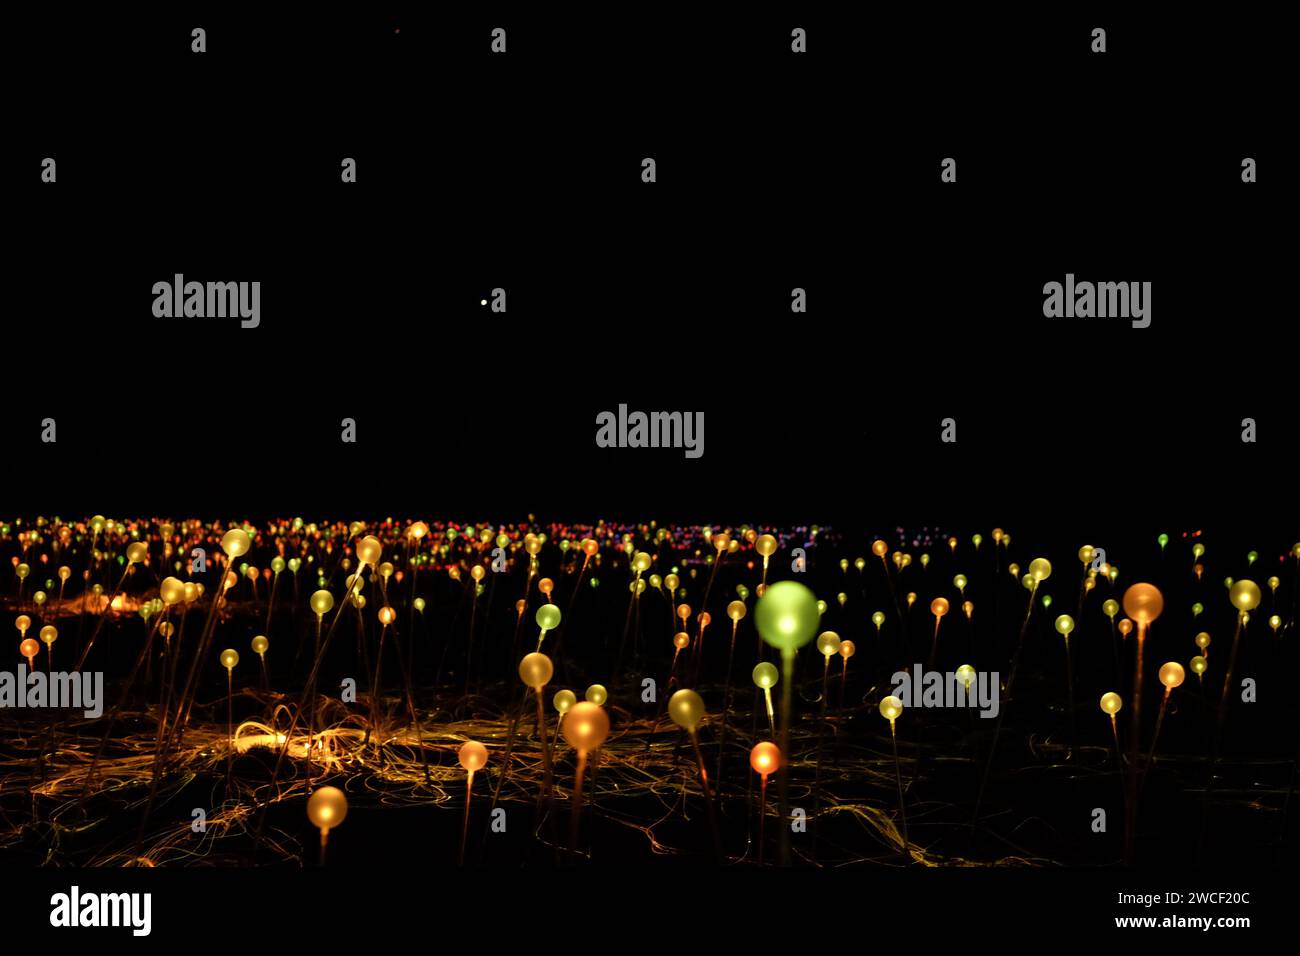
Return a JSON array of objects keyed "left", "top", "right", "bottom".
[
  {"left": 755, "top": 581, "right": 820, "bottom": 657},
  {"left": 378, "top": 561, "right": 394, "bottom": 580},
  {"left": 879, "top": 696, "right": 903, "bottom": 721},
  {"left": 1229, "top": 579, "right": 1261, "bottom": 612},
  {"left": 931, "top": 597, "right": 949, "bottom": 618},
  {"left": 673, "top": 631, "right": 690, "bottom": 650},
  {"left": 1269, "top": 614, "right": 1282, "bottom": 632},
  {"left": 126, "top": 542, "right": 148, "bottom": 565},
  {"left": 33, "top": 591, "right": 46, "bottom": 606},
  {"left": 840, "top": 639, "right": 856, "bottom": 659},
  {"left": 536, "top": 604, "right": 561, "bottom": 632},
  {"left": 310, "top": 590, "right": 334, "bottom": 617},
  {"left": 15, "top": 564, "right": 29, "bottom": 581},
  {"left": 1159, "top": 661, "right": 1185, "bottom": 689},
  {"left": 518, "top": 651, "right": 554, "bottom": 689},
  {"left": 378, "top": 606, "right": 396, "bottom": 626},
  {"left": 1192, "top": 543, "right": 1205, "bottom": 560},
  {"left": 409, "top": 521, "right": 428, "bottom": 539},
  {"left": 184, "top": 582, "right": 199, "bottom": 603},
  {"left": 1078, "top": 545, "right": 1095, "bottom": 564},
  {"left": 752, "top": 662, "right": 778, "bottom": 689},
  {"left": 220, "top": 648, "right": 239, "bottom": 670},
  {"left": 1103, "top": 599, "right": 1119, "bottom": 619},
  {"left": 563, "top": 701, "right": 610, "bottom": 753},
  {"left": 1195, "top": 632, "right": 1210, "bottom": 649},
  {"left": 664, "top": 573, "right": 679, "bottom": 592},
  {"left": 678, "top": 604, "right": 692, "bottom": 622},
  {"left": 221, "top": 528, "right": 250, "bottom": 559},
  {"left": 1008, "top": 563, "right": 1020, "bottom": 578},
  {"left": 649, "top": 574, "right": 662, "bottom": 590},
  {"left": 756, "top": 534, "right": 777, "bottom": 558},
  {"left": 356, "top": 535, "right": 382, "bottom": 567},
  {"left": 539, "top": 577, "right": 554, "bottom": 596},
  {"left": 40, "top": 625, "right": 58, "bottom": 646},
  {"left": 585, "top": 684, "right": 607, "bottom": 706},
  {"left": 58, "top": 565, "right": 71, "bottom": 581},
  {"left": 458, "top": 740, "right": 488, "bottom": 773},
  {"left": 816, "top": 631, "right": 842, "bottom": 657},
  {"left": 1190, "top": 656, "right": 1207, "bottom": 675},
  {"left": 1118, "top": 619, "right": 1133, "bottom": 636},
  {"left": 307, "top": 786, "right": 348, "bottom": 831},
  {"left": 668, "top": 689, "right": 706, "bottom": 731},
  {"left": 633, "top": 551, "right": 652, "bottom": 572},
  {"left": 872, "top": 540, "right": 888, "bottom": 557},
  {"left": 840, "top": 559, "right": 849, "bottom": 573},
  {"left": 750, "top": 741, "right": 780, "bottom": 777},
  {"left": 251, "top": 635, "right": 268, "bottom": 655},
  {"left": 727, "top": 600, "right": 747, "bottom": 622},
  {"left": 160, "top": 576, "right": 185, "bottom": 605},
  {"left": 1267, "top": 576, "right": 1279, "bottom": 592},
  {"left": 470, "top": 565, "right": 486, "bottom": 582},
  {"left": 955, "top": 663, "right": 976, "bottom": 689},
  {"left": 833, "top": 595, "right": 844, "bottom": 609},
  {"left": 553, "top": 689, "right": 577, "bottom": 714},
  {"left": 1100, "top": 692, "right": 1122, "bottom": 715},
  {"left": 963, "top": 600, "right": 974, "bottom": 617},
  {"left": 1122, "top": 583, "right": 1164, "bottom": 626},
  {"left": 907, "top": 591, "right": 917, "bottom": 606},
  {"left": 953, "top": 574, "right": 967, "bottom": 591},
  {"left": 16, "top": 615, "right": 31, "bottom": 635},
  {"left": 872, "top": 611, "right": 885, "bottom": 628},
  {"left": 1028, "top": 558, "right": 1052, "bottom": 582},
  {"left": 1055, "top": 614, "right": 1075, "bottom": 636}
]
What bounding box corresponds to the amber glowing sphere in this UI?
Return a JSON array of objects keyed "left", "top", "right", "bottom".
[
  {"left": 750, "top": 741, "right": 780, "bottom": 777},
  {"left": 1190, "top": 656, "right": 1208, "bottom": 676},
  {"left": 356, "top": 535, "right": 383, "bottom": 567},
  {"left": 518, "top": 651, "right": 554, "bottom": 690},
  {"left": 220, "top": 528, "right": 250, "bottom": 559},
  {"left": 251, "top": 635, "right": 269, "bottom": 655},
  {"left": 581, "top": 538, "right": 599, "bottom": 557},
  {"left": 872, "top": 540, "right": 888, "bottom": 557},
  {"left": 755, "top": 534, "right": 777, "bottom": 558},
  {"left": 879, "top": 696, "right": 903, "bottom": 721},
  {"left": 40, "top": 625, "right": 57, "bottom": 645},
  {"left": 585, "top": 684, "right": 607, "bottom": 706},
  {"left": 712, "top": 533, "right": 730, "bottom": 553},
  {"left": 1078, "top": 545, "right": 1095, "bottom": 564},
  {"left": 839, "top": 639, "right": 856, "bottom": 659},
  {"left": 1159, "top": 661, "right": 1185, "bottom": 689},
  {"left": 1028, "top": 558, "right": 1052, "bottom": 583},
  {"left": 310, "top": 590, "right": 334, "bottom": 617},
  {"left": 373, "top": 606, "right": 394, "bottom": 626},
  {"left": 562, "top": 702, "right": 610, "bottom": 753},
  {"left": 1100, "top": 692, "right": 1122, "bottom": 715},
  {"left": 1103, "top": 599, "right": 1119, "bottom": 618},
  {"left": 755, "top": 581, "right": 820, "bottom": 657},
  {"left": 664, "top": 573, "right": 679, "bottom": 592},
  {"left": 752, "top": 662, "right": 778, "bottom": 689},
  {"left": 184, "top": 582, "right": 199, "bottom": 603},
  {"left": 816, "top": 631, "right": 842, "bottom": 658},
  {"left": 307, "top": 786, "right": 349, "bottom": 832},
  {"left": 458, "top": 740, "right": 488, "bottom": 773},
  {"left": 19, "top": 638, "right": 38, "bottom": 660},
  {"left": 553, "top": 689, "right": 577, "bottom": 715},
  {"left": 15, "top": 615, "right": 32, "bottom": 635},
  {"left": 156, "top": 576, "right": 184, "bottom": 606},
  {"left": 931, "top": 597, "right": 949, "bottom": 618},
  {"left": 668, "top": 689, "right": 705, "bottom": 731},
  {"left": 698, "top": 611, "right": 712, "bottom": 628},
  {"left": 538, "top": 578, "right": 554, "bottom": 596},
  {"left": 962, "top": 600, "right": 974, "bottom": 618},
  {"left": 1229, "top": 579, "right": 1261, "bottom": 612},
  {"left": 632, "top": 551, "right": 652, "bottom": 572},
  {"left": 677, "top": 604, "right": 692, "bottom": 621},
  {"left": 1195, "top": 631, "right": 1211, "bottom": 649},
  {"left": 727, "top": 600, "right": 747, "bottom": 622},
  {"left": 409, "top": 521, "right": 429, "bottom": 540},
  {"left": 220, "top": 649, "right": 239, "bottom": 670},
  {"left": 1055, "top": 614, "right": 1075, "bottom": 636},
  {"left": 1118, "top": 619, "right": 1133, "bottom": 636},
  {"left": 126, "top": 542, "right": 149, "bottom": 565},
  {"left": 673, "top": 631, "right": 691, "bottom": 650},
  {"left": 469, "top": 564, "right": 485, "bottom": 582},
  {"left": 1122, "top": 583, "right": 1164, "bottom": 626}
]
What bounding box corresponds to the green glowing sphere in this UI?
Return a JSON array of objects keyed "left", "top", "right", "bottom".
[{"left": 755, "top": 581, "right": 819, "bottom": 657}]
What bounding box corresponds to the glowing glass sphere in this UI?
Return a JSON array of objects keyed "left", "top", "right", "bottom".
[
  {"left": 669, "top": 689, "right": 705, "bottom": 731},
  {"left": 1078, "top": 545, "right": 1095, "bottom": 564},
  {"left": 955, "top": 663, "right": 975, "bottom": 689},
  {"left": 539, "top": 578, "right": 555, "bottom": 597},
  {"left": 1229, "top": 579, "right": 1261, "bottom": 612},
  {"left": 553, "top": 689, "right": 577, "bottom": 714},
  {"left": 19, "top": 638, "right": 38, "bottom": 660},
  {"left": 582, "top": 539, "right": 599, "bottom": 557},
  {"left": 756, "top": 534, "right": 777, "bottom": 558},
  {"left": 632, "top": 552, "right": 652, "bottom": 572},
  {"left": 1103, "top": 599, "right": 1119, "bottom": 618},
  {"left": 816, "top": 631, "right": 842, "bottom": 657},
  {"left": 963, "top": 600, "right": 974, "bottom": 618},
  {"left": 40, "top": 625, "right": 57, "bottom": 646},
  {"left": 356, "top": 535, "right": 382, "bottom": 567},
  {"left": 310, "top": 590, "right": 334, "bottom": 616},
  {"left": 1158, "top": 661, "right": 1185, "bottom": 689},
  {"left": 872, "top": 540, "right": 888, "bottom": 557},
  {"left": 562, "top": 702, "right": 610, "bottom": 752},
  {"left": 58, "top": 566, "right": 71, "bottom": 581},
  {"left": 126, "top": 542, "right": 148, "bottom": 565},
  {"left": 16, "top": 615, "right": 31, "bottom": 635},
  {"left": 251, "top": 635, "right": 268, "bottom": 655},
  {"left": 673, "top": 631, "right": 690, "bottom": 650},
  {"left": 872, "top": 611, "right": 885, "bottom": 628},
  {"left": 1122, "top": 583, "right": 1164, "bottom": 626},
  {"left": 414, "top": 597, "right": 426, "bottom": 612},
  {"left": 1028, "top": 558, "right": 1052, "bottom": 582},
  {"left": 159, "top": 576, "right": 185, "bottom": 605},
  {"left": 879, "top": 696, "right": 903, "bottom": 721},
  {"left": 931, "top": 597, "right": 949, "bottom": 618},
  {"left": 1190, "top": 656, "right": 1207, "bottom": 675},
  {"left": 1055, "top": 614, "right": 1075, "bottom": 636},
  {"left": 750, "top": 741, "right": 780, "bottom": 776},
  {"left": 458, "top": 740, "right": 488, "bottom": 772},
  {"left": 664, "top": 574, "right": 679, "bottom": 592},
  {"left": 727, "top": 600, "right": 747, "bottom": 622},
  {"left": 220, "top": 649, "right": 239, "bottom": 669},
  {"left": 755, "top": 581, "right": 819, "bottom": 658},
  {"left": 840, "top": 639, "right": 856, "bottom": 659},
  {"left": 518, "top": 652, "right": 554, "bottom": 689},
  {"left": 307, "top": 786, "right": 348, "bottom": 831},
  {"left": 1099, "top": 692, "right": 1122, "bottom": 715},
  {"left": 953, "top": 574, "right": 967, "bottom": 591},
  {"left": 221, "top": 528, "right": 250, "bottom": 559},
  {"left": 585, "top": 684, "right": 607, "bottom": 706},
  {"left": 752, "top": 662, "right": 778, "bottom": 689},
  {"left": 1195, "top": 632, "right": 1210, "bottom": 649},
  {"left": 1118, "top": 619, "right": 1133, "bottom": 636},
  {"left": 536, "top": 604, "right": 561, "bottom": 632}
]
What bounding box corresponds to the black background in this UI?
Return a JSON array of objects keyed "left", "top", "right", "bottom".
[{"left": 2, "top": 2, "right": 1291, "bottom": 942}]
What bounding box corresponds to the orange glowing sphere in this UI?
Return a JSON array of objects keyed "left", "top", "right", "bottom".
[
  {"left": 409, "top": 521, "right": 428, "bottom": 539},
  {"left": 307, "top": 786, "right": 348, "bottom": 831},
  {"left": 677, "top": 604, "right": 692, "bottom": 621},
  {"left": 673, "top": 631, "right": 691, "bottom": 650},
  {"left": 698, "top": 611, "right": 712, "bottom": 628},
  {"left": 839, "top": 639, "right": 856, "bottom": 659},
  {"left": 712, "top": 533, "right": 730, "bottom": 552},
  {"left": 470, "top": 565, "right": 486, "bottom": 582},
  {"left": 518, "top": 651, "right": 554, "bottom": 690},
  {"left": 458, "top": 740, "right": 488, "bottom": 773},
  {"left": 15, "top": 615, "right": 31, "bottom": 635},
  {"left": 562, "top": 702, "right": 610, "bottom": 753},
  {"left": 750, "top": 741, "right": 780, "bottom": 777},
  {"left": 539, "top": 578, "right": 554, "bottom": 596},
  {"left": 1118, "top": 619, "right": 1133, "bottom": 636},
  {"left": 20, "top": 638, "right": 39, "bottom": 660},
  {"left": 582, "top": 538, "right": 599, "bottom": 557},
  {"left": 872, "top": 540, "right": 888, "bottom": 557},
  {"left": 1100, "top": 692, "right": 1122, "bottom": 715},
  {"left": 251, "top": 635, "right": 268, "bottom": 655},
  {"left": 931, "top": 597, "right": 949, "bottom": 618},
  {"left": 755, "top": 534, "right": 777, "bottom": 558},
  {"left": 1122, "top": 583, "right": 1164, "bottom": 626},
  {"left": 40, "top": 625, "right": 57, "bottom": 645},
  {"left": 1159, "top": 661, "right": 1185, "bottom": 689},
  {"left": 378, "top": 606, "right": 396, "bottom": 626}
]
